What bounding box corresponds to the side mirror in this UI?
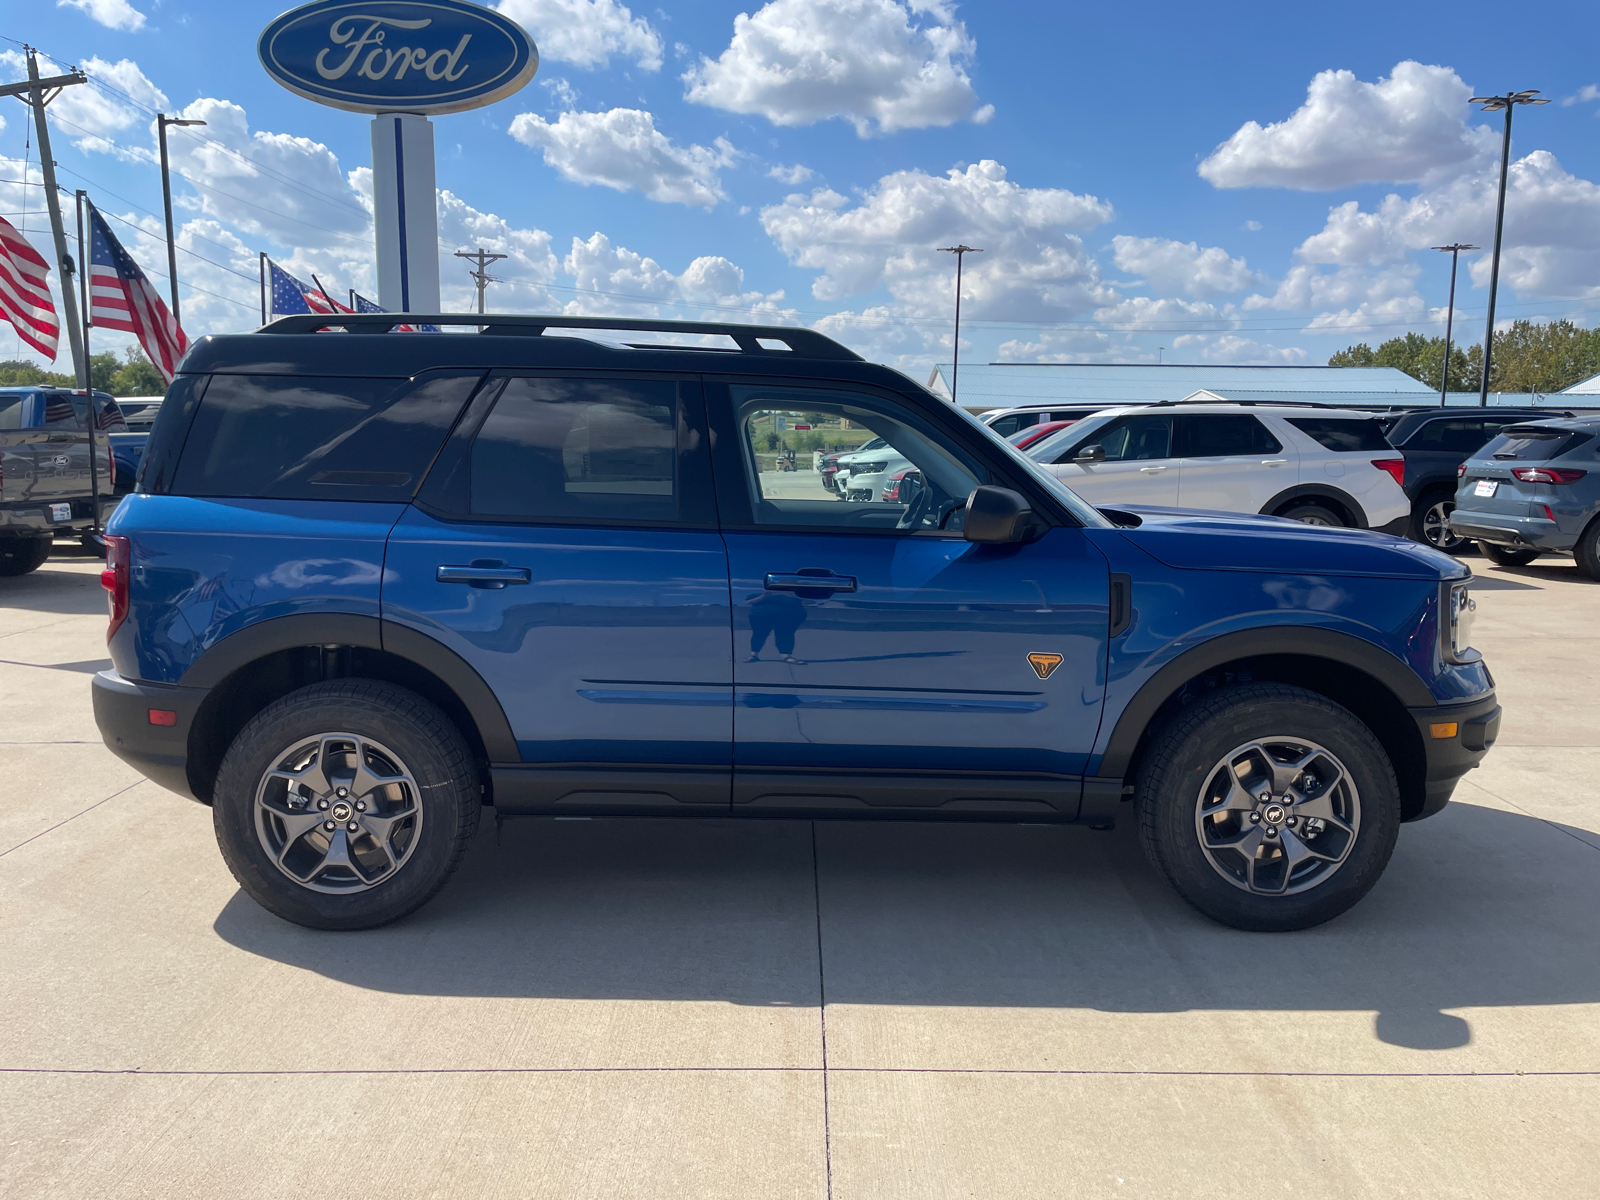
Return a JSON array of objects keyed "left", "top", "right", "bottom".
[
  {"left": 1073, "top": 444, "right": 1106, "bottom": 463},
  {"left": 963, "top": 486, "right": 1034, "bottom": 543}
]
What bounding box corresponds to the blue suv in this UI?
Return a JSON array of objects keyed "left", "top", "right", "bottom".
[{"left": 91, "top": 316, "right": 1500, "bottom": 932}]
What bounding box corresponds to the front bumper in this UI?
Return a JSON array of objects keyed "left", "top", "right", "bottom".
[
  {"left": 92, "top": 670, "right": 210, "bottom": 803},
  {"left": 1449, "top": 510, "right": 1572, "bottom": 552},
  {"left": 1405, "top": 692, "right": 1501, "bottom": 821}
]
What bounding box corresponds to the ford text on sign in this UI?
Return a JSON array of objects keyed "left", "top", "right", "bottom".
[{"left": 259, "top": 0, "right": 538, "bottom": 115}]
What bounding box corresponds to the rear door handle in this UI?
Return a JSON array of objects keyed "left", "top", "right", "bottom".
[
  {"left": 1138, "top": 465, "right": 1167, "bottom": 473},
  {"left": 765, "top": 572, "right": 857, "bottom": 593},
  {"left": 1262, "top": 458, "right": 1288, "bottom": 466},
  {"left": 437, "top": 563, "right": 531, "bottom": 589}
]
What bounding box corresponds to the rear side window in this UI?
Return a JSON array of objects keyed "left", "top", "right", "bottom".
[
  {"left": 1179, "top": 414, "right": 1282, "bottom": 457},
  {"left": 1404, "top": 418, "right": 1489, "bottom": 453},
  {"left": 172, "top": 372, "right": 482, "bottom": 500},
  {"left": 1482, "top": 427, "right": 1591, "bottom": 462},
  {"left": 469, "top": 377, "right": 682, "bottom": 523},
  {"left": 0, "top": 396, "right": 25, "bottom": 431},
  {"left": 1286, "top": 418, "right": 1391, "bottom": 453},
  {"left": 43, "top": 395, "right": 83, "bottom": 432}
]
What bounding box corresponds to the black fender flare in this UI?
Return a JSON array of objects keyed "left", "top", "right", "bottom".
[
  {"left": 179, "top": 613, "right": 518, "bottom": 761},
  {"left": 1096, "top": 626, "right": 1434, "bottom": 781},
  {"left": 1259, "top": 483, "right": 1369, "bottom": 528}
]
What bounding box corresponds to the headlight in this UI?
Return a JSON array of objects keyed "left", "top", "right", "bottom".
[
  {"left": 851, "top": 461, "right": 887, "bottom": 474},
  {"left": 1443, "top": 580, "right": 1478, "bottom": 663}
]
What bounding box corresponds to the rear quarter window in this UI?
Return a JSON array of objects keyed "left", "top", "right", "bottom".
[
  {"left": 1286, "top": 418, "right": 1391, "bottom": 453},
  {"left": 171, "top": 372, "right": 483, "bottom": 501},
  {"left": 0, "top": 396, "right": 26, "bottom": 431}
]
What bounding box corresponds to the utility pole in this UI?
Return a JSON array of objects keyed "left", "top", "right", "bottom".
[
  {"left": 157, "top": 112, "right": 207, "bottom": 326},
  {"left": 454, "top": 247, "right": 507, "bottom": 322},
  {"left": 2, "top": 49, "right": 89, "bottom": 388},
  {"left": 1430, "top": 243, "right": 1477, "bottom": 407},
  {"left": 1468, "top": 90, "right": 1547, "bottom": 407},
  {"left": 936, "top": 245, "right": 982, "bottom": 405}
]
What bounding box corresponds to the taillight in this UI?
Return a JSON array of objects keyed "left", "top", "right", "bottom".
[
  {"left": 1457, "top": 463, "right": 1468, "bottom": 477},
  {"left": 1511, "top": 467, "right": 1586, "bottom": 484},
  {"left": 882, "top": 469, "right": 911, "bottom": 501},
  {"left": 1371, "top": 458, "right": 1405, "bottom": 487},
  {"left": 101, "top": 535, "right": 130, "bottom": 641}
]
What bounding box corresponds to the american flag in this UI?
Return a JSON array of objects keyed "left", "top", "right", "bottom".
[
  {"left": 267, "top": 259, "right": 342, "bottom": 316},
  {"left": 87, "top": 203, "right": 188, "bottom": 383},
  {"left": 311, "top": 274, "right": 354, "bottom": 314},
  {"left": 0, "top": 214, "right": 61, "bottom": 361},
  {"left": 350, "top": 289, "right": 439, "bottom": 333}
]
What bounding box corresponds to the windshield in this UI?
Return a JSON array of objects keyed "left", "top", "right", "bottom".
[{"left": 957, "top": 406, "right": 1111, "bottom": 528}]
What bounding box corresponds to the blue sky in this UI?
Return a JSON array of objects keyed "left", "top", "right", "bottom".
[{"left": 3, "top": 0, "right": 1598, "bottom": 375}]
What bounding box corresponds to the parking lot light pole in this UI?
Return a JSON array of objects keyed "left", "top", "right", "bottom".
[
  {"left": 1431, "top": 243, "right": 1477, "bottom": 407},
  {"left": 1468, "top": 90, "right": 1547, "bottom": 407},
  {"left": 937, "top": 245, "right": 982, "bottom": 406},
  {"left": 157, "top": 113, "right": 207, "bottom": 325}
]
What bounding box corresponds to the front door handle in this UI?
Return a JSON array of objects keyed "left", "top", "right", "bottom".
[
  {"left": 765, "top": 572, "right": 857, "bottom": 593},
  {"left": 1262, "top": 458, "right": 1288, "bottom": 466},
  {"left": 1138, "top": 465, "right": 1167, "bottom": 473},
  {"left": 437, "top": 563, "right": 531, "bottom": 589}
]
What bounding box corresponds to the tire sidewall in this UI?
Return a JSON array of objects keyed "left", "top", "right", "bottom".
[
  {"left": 213, "top": 682, "right": 476, "bottom": 930},
  {"left": 1139, "top": 687, "right": 1400, "bottom": 932},
  {"left": 1280, "top": 503, "right": 1343, "bottom": 528}
]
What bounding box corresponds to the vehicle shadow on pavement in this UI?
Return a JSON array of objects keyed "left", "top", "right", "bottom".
[
  {"left": 0, "top": 561, "right": 110, "bottom": 616},
  {"left": 213, "top": 799, "right": 1600, "bottom": 1051}
]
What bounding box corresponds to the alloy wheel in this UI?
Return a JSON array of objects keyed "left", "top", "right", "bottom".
[
  {"left": 1193, "top": 737, "right": 1361, "bottom": 896},
  {"left": 1421, "top": 498, "right": 1467, "bottom": 552},
  {"left": 253, "top": 732, "right": 423, "bottom": 894}
]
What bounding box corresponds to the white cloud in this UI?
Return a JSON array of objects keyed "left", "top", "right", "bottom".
[
  {"left": 496, "top": 0, "right": 663, "bottom": 70},
  {"left": 683, "top": 0, "right": 984, "bottom": 137},
  {"left": 761, "top": 159, "right": 1113, "bottom": 309},
  {"left": 0, "top": 54, "right": 166, "bottom": 158},
  {"left": 1110, "top": 235, "right": 1265, "bottom": 298},
  {"left": 563, "top": 232, "right": 798, "bottom": 323},
  {"left": 1170, "top": 334, "right": 1309, "bottom": 364},
  {"left": 1244, "top": 220, "right": 1263, "bottom": 231},
  {"left": 1560, "top": 84, "right": 1600, "bottom": 107},
  {"left": 1199, "top": 61, "right": 1491, "bottom": 190},
  {"left": 994, "top": 328, "right": 1116, "bottom": 363},
  {"left": 508, "top": 108, "right": 736, "bottom": 207},
  {"left": 57, "top": 0, "right": 147, "bottom": 32},
  {"left": 541, "top": 77, "right": 579, "bottom": 109},
  {"left": 768, "top": 163, "right": 814, "bottom": 185},
  {"left": 1092, "top": 295, "right": 1232, "bottom": 329}
]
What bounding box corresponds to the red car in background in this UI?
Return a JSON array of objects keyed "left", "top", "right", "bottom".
[{"left": 1007, "top": 419, "right": 1075, "bottom": 451}]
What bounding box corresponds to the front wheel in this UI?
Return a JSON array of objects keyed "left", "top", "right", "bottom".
[
  {"left": 1477, "top": 541, "right": 1540, "bottom": 567},
  {"left": 1136, "top": 683, "right": 1400, "bottom": 931},
  {"left": 212, "top": 680, "right": 480, "bottom": 930}
]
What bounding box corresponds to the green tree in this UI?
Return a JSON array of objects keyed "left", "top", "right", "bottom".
[
  {"left": 1332, "top": 320, "right": 1600, "bottom": 395},
  {"left": 108, "top": 346, "right": 165, "bottom": 396},
  {"left": 0, "top": 359, "right": 73, "bottom": 387},
  {"left": 87, "top": 351, "right": 121, "bottom": 392}
]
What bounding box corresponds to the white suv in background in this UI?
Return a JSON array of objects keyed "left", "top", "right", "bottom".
[{"left": 1024, "top": 404, "right": 1411, "bottom": 532}]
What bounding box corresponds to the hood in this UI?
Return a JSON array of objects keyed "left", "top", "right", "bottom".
[{"left": 1103, "top": 506, "right": 1465, "bottom": 580}]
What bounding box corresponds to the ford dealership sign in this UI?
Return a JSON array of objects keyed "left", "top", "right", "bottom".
[{"left": 259, "top": 0, "right": 538, "bottom": 115}]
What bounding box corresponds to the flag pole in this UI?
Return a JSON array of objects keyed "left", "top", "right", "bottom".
[
  {"left": 75, "top": 191, "right": 89, "bottom": 369},
  {"left": 259, "top": 252, "right": 267, "bottom": 325},
  {"left": 76, "top": 191, "right": 100, "bottom": 536},
  {"left": 311, "top": 273, "right": 337, "bottom": 310}
]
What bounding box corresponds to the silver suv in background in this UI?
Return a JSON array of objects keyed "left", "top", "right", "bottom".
[
  {"left": 1025, "top": 404, "right": 1410, "bottom": 531},
  {"left": 1450, "top": 416, "right": 1600, "bottom": 578}
]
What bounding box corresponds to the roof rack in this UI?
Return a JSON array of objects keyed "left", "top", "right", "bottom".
[{"left": 256, "top": 313, "right": 862, "bottom": 361}]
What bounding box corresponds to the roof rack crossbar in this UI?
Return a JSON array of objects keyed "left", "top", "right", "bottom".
[{"left": 256, "top": 313, "right": 862, "bottom": 361}]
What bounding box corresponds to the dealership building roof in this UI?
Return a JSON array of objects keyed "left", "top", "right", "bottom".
[{"left": 925, "top": 363, "right": 1434, "bottom": 409}]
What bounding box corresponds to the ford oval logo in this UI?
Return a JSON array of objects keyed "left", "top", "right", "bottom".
[{"left": 259, "top": 0, "right": 538, "bottom": 115}]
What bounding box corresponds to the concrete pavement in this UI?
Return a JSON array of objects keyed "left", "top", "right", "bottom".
[{"left": 2, "top": 547, "right": 1597, "bottom": 1198}]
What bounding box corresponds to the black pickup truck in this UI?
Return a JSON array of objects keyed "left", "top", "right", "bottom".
[{"left": 0, "top": 387, "right": 124, "bottom": 575}]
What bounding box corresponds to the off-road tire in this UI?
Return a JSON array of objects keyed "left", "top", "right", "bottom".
[
  {"left": 0, "top": 537, "right": 51, "bottom": 576},
  {"left": 1136, "top": 683, "right": 1401, "bottom": 932},
  {"left": 1574, "top": 518, "right": 1600, "bottom": 582},
  {"left": 1477, "top": 541, "right": 1540, "bottom": 567},
  {"left": 212, "top": 680, "right": 480, "bottom": 930},
  {"left": 1279, "top": 503, "right": 1344, "bottom": 528}
]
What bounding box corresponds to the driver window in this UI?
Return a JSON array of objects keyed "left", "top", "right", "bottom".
[
  {"left": 733, "top": 386, "right": 983, "bottom": 532},
  {"left": 1057, "top": 415, "right": 1172, "bottom": 464}
]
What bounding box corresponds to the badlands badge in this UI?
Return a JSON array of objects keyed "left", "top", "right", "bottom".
[{"left": 1027, "top": 652, "right": 1063, "bottom": 680}]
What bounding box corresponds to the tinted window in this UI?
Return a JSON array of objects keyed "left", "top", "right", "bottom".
[
  {"left": 1406, "top": 418, "right": 1490, "bottom": 453},
  {"left": 470, "top": 377, "right": 680, "bottom": 522},
  {"left": 1481, "top": 427, "right": 1592, "bottom": 462},
  {"left": 0, "top": 396, "right": 24, "bottom": 431},
  {"left": 43, "top": 395, "right": 83, "bottom": 431},
  {"left": 1179, "top": 414, "right": 1282, "bottom": 457},
  {"left": 1286, "top": 418, "right": 1391, "bottom": 453},
  {"left": 1059, "top": 415, "right": 1172, "bottom": 463},
  {"left": 173, "top": 372, "right": 480, "bottom": 500},
  {"left": 987, "top": 415, "right": 1024, "bottom": 436}
]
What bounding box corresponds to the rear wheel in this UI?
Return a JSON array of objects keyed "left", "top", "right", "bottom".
[
  {"left": 1279, "top": 502, "right": 1344, "bottom": 528},
  {"left": 1413, "top": 492, "right": 1468, "bottom": 552},
  {"left": 1574, "top": 518, "right": 1600, "bottom": 582},
  {"left": 1477, "top": 541, "right": 1540, "bottom": 567},
  {"left": 0, "top": 537, "right": 51, "bottom": 576},
  {"left": 212, "top": 680, "right": 480, "bottom": 930},
  {"left": 1136, "top": 683, "right": 1401, "bottom": 931}
]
